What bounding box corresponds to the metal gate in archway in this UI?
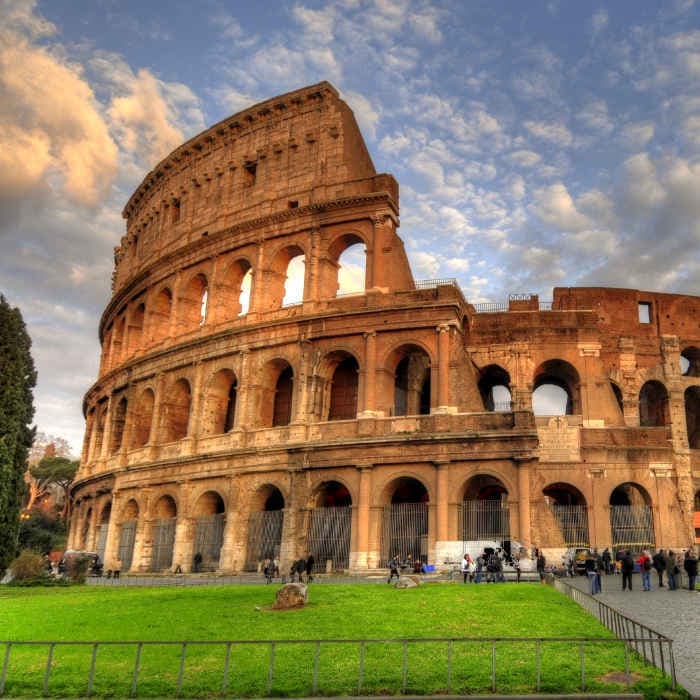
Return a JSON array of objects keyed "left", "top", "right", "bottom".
[
  {"left": 96, "top": 524, "right": 109, "bottom": 563},
  {"left": 151, "top": 517, "right": 176, "bottom": 571},
  {"left": 117, "top": 521, "right": 136, "bottom": 571},
  {"left": 459, "top": 500, "right": 511, "bottom": 541},
  {"left": 306, "top": 506, "right": 351, "bottom": 572},
  {"left": 194, "top": 513, "right": 225, "bottom": 571},
  {"left": 381, "top": 502, "right": 428, "bottom": 566},
  {"left": 245, "top": 510, "right": 284, "bottom": 571},
  {"left": 610, "top": 505, "right": 655, "bottom": 550},
  {"left": 550, "top": 504, "right": 590, "bottom": 547}
]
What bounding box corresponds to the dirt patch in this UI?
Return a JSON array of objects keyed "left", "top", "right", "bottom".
[{"left": 598, "top": 670, "right": 642, "bottom": 684}]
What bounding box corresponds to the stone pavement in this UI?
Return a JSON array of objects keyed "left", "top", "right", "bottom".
[{"left": 565, "top": 573, "right": 699, "bottom": 699}]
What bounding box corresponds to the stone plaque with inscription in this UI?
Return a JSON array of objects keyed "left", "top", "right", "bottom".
[{"left": 537, "top": 416, "right": 581, "bottom": 462}]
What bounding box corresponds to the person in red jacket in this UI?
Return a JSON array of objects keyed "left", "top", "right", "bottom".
[{"left": 636, "top": 550, "right": 652, "bottom": 591}]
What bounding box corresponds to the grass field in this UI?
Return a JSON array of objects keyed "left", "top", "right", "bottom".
[{"left": 0, "top": 582, "right": 684, "bottom": 698}]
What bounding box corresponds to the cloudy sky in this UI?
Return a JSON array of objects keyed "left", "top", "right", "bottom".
[{"left": 2, "top": 0, "right": 700, "bottom": 454}]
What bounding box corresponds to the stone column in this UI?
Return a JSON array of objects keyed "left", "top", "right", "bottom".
[
  {"left": 187, "top": 361, "right": 206, "bottom": 452},
  {"left": 352, "top": 466, "right": 373, "bottom": 569},
  {"left": 103, "top": 490, "right": 122, "bottom": 570},
  {"left": 99, "top": 395, "right": 115, "bottom": 461},
  {"left": 218, "top": 477, "right": 240, "bottom": 572},
  {"left": 436, "top": 324, "right": 450, "bottom": 411},
  {"left": 172, "top": 483, "right": 194, "bottom": 572},
  {"left": 305, "top": 227, "right": 321, "bottom": 303},
  {"left": 435, "top": 461, "right": 450, "bottom": 562},
  {"left": 516, "top": 458, "right": 533, "bottom": 549},
  {"left": 360, "top": 332, "right": 377, "bottom": 417}
]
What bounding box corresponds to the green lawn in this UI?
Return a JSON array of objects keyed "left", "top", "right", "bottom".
[{"left": 0, "top": 582, "right": 684, "bottom": 698}]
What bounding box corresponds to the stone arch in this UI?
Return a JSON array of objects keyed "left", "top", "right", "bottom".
[
  {"left": 460, "top": 474, "right": 510, "bottom": 544},
  {"left": 117, "top": 498, "right": 139, "bottom": 572},
  {"left": 478, "top": 364, "right": 512, "bottom": 412},
  {"left": 162, "top": 378, "right": 191, "bottom": 442},
  {"left": 109, "top": 396, "right": 128, "bottom": 454},
  {"left": 91, "top": 401, "right": 107, "bottom": 460},
  {"left": 149, "top": 286, "right": 172, "bottom": 343},
  {"left": 218, "top": 257, "right": 253, "bottom": 318},
  {"left": 307, "top": 480, "right": 353, "bottom": 572},
  {"left": 542, "top": 482, "right": 589, "bottom": 548},
  {"left": 130, "top": 387, "right": 155, "bottom": 448},
  {"left": 96, "top": 501, "right": 111, "bottom": 563},
  {"left": 386, "top": 343, "right": 432, "bottom": 416},
  {"left": 178, "top": 273, "right": 208, "bottom": 333},
  {"left": 201, "top": 369, "right": 238, "bottom": 435},
  {"left": 639, "top": 380, "right": 669, "bottom": 427},
  {"left": 320, "top": 351, "right": 359, "bottom": 421},
  {"left": 533, "top": 359, "right": 581, "bottom": 415},
  {"left": 127, "top": 301, "right": 145, "bottom": 356},
  {"left": 265, "top": 244, "right": 306, "bottom": 310},
  {"left": 113, "top": 314, "right": 126, "bottom": 365},
  {"left": 381, "top": 476, "right": 429, "bottom": 566},
  {"left": 151, "top": 494, "right": 177, "bottom": 572},
  {"left": 681, "top": 346, "right": 700, "bottom": 377},
  {"left": 259, "top": 359, "right": 294, "bottom": 427},
  {"left": 329, "top": 233, "right": 367, "bottom": 297},
  {"left": 80, "top": 507, "right": 92, "bottom": 550},
  {"left": 684, "top": 386, "right": 700, "bottom": 449},
  {"left": 193, "top": 490, "right": 226, "bottom": 572},
  {"left": 245, "top": 484, "right": 285, "bottom": 571},
  {"left": 609, "top": 482, "right": 654, "bottom": 551}
]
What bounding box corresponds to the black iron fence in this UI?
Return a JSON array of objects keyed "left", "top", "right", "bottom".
[{"left": 0, "top": 635, "right": 669, "bottom": 698}]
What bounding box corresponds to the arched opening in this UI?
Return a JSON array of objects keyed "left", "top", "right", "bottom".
[
  {"left": 219, "top": 258, "right": 252, "bottom": 318},
  {"left": 336, "top": 241, "right": 366, "bottom": 296},
  {"left": 239, "top": 268, "right": 252, "bottom": 315},
  {"left": 273, "top": 366, "right": 294, "bottom": 427},
  {"left": 543, "top": 483, "right": 589, "bottom": 547},
  {"left": 178, "top": 273, "right": 208, "bottom": 332},
  {"left": 259, "top": 360, "right": 294, "bottom": 428},
  {"left": 113, "top": 315, "right": 126, "bottom": 365},
  {"left": 91, "top": 403, "right": 107, "bottom": 459},
  {"left": 282, "top": 253, "right": 306, "bottom": 306},
  {"left": 381, "top": 477, "right": 429, "bottom": 566},
  {"left": 245, "top": 485, "right": 285, "bottom": 571},
  {"left": 109, "top": 397, "right": 128, "bottom": 454},
  {"left": 307, "top": 481, "right": 352, "bottom": 572},
  {"left": 202, "top": 369, "right": 238, "bottom": 435},
  {"left": 193, "top": 491, "right": 225, "bottom": 572},
  {"left": 118, "top": 499, "right": 139, "bottom": 572},
  {"left": 533, "top": 359, "right": 580, "bottom": 415},
  {"left": 478, "top": 365, "right": 512, "bottom": 412},
  {"left": 264, "top": 245, "right": 305, "bottom": 310},
  {"left": 151, "top": 495, "right": 177, "bottom": 572},
  {"left": 639, "top": 380, "right": 669, "bottom": 427},
  {"left": 327, "top": 355, "right": 359, "bottom": 421},
  {"left": 681, "top": 347, "right": 700, "bottom": 377},
  {"left": 163, "top": 378, "right": 191, "bottom": 442},
  {"left": 610, "top": 381, "right": 624, "bottom": 415},
  {"left": 609, "top": 483, "right": 654, "bottom": 552},
  {"left": 96, "top": 502, "right": 111, "bottom": 564},
  {"left": 460, "top": 475, "right": 510, "bottom": 544},
  {"left": 149, "top": 287, "right": 172, "bottom": 343},
  {"left": 392, "top": 346, "right": 431, "bottom": 416},
  {"left": 685, "top": 386, "right": 700, "bottom": 449},
  {"left": 127, "top": 302, "right": 145, "bottom": 356},
  {"left": 80, "top": 507, "right": 92, "bottom": 550},
  {"left": 130, "top": 388, "right": 154, "bottom": 449}
]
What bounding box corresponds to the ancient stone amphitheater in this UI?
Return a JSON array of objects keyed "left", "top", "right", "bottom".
[{"left": 68, "top": 82, "right": 700, "bottom": 575}]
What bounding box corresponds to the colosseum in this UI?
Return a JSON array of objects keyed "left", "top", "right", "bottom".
[{"left": 68, "top": 81, "right": 700, "bottom": 575}]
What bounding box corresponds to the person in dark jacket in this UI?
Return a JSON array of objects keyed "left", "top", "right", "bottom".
[
  {"left": 652, "top": 548, "right": 666, "bottom": 587},
  {"left": 621, "top": 550, "right": 634, "bottom": 591},
  {"left": 683, "top": 548, "right": 698, "bottom": 591},
  {"left": 665, "top": 550, "right": 678, "bottom": 590},
  {"left": 305, "top": 554, "right": 315, "bottom": 582}
]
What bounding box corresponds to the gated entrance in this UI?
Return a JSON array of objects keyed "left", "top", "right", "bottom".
[
  {"left": 544, "top": 483, "right": 589, "bottom": 548},
  {"left": 307, "top": 481, "right": 352, "bottom": 572},
  {"left": 96, "top": 503, "right": 111, "bottom": 564},
  {"left": 381, "top": 478, "right": 428, "bottom": 566},
  {"left": 117, "top": 521, "right": 136, "bottom": 571},
  {"left": 152, "top": 518, "right": 176, "bottom": 570},
  {"left": 194, "top": 513, "right": 225, "bottom": 571},
  {"left": 460, "top": 474, "right": 510, "bottom": 545},
  {"left": 245, "top": 486, "right": 284, "bottom": 571},
  {"left": 609, "top": 483, "right": 655, "bottom": 551}
]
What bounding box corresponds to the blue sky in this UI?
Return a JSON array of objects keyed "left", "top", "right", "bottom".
[{"left": 2, "top": 0, "right": 700, "bottom": 453}]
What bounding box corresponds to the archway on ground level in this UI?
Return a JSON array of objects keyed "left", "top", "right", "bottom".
[
  {"left": 150, "top": 496, "right": 177, "bottom": 572},
  {"left": 193, "top": 491, "right": 225, "bottom": 572},
  {"left": 391, "top": 346, "right": 431, "bottom": 416},
  {"left": 478, "top": 365, "right": 512, "bottom": 412},
  {"left": 96, "top": 503, "right": 111, "bottom": 564},
  {"left": 381, "top": 477, "right": 429, "bottom": 566},
  {"left": 639, "top": 380, "right": 669, "bottom": 427},
  {"left": 245, "top": 485, "right": 285, "bottom": 571},
  {"left": 532, "top": 359, "right": 581, "bottom": 415},
  {"left": 684, "top": 386, "right": 700, "bottom": 449},
  {"left": 460, "top": 475, "right": 510, "bottom": 543},
  {"left": 543, "top": 483, "right": 589, "bottom": 548},
  {"left": 681, "top": 347, "right": 700, "bottom": 377},
  {"left": 306, "top": 481, "right": 352, "bottom": 573},
  {"left": 118, "top": 500, "right": 139, "bottom": 572},
  {"left": 609, "top": 483, "right": 654, "bottom": 551}
]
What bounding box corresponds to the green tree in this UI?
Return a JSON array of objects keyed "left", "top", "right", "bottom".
[
  {"left": 30, "top": 455, "right": 78, "bottom": 519},
  {"left": 0, "top": 295, "right": 36, "bottom": 574}
]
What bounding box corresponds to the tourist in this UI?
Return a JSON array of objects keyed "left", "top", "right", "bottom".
[
  {"left": 193, "top": 552, "right": 202, "bottom": 573},
  {"left": 475, "top": 553, "right": 484, "bottom": 583},
  {"left": 513, "top": 555, "right": 521, "bottom": 583},
  {"left": 665, "top": 550, "right": 678, "bottom": 590},
  {"left": 388, "top": 554, "right": 400, "bottom": 583},
  {"left": 683, "top": 548, "right": 697, "bottom": 591},
  {"left": 620, "top": 550, "right": 634, "bottom": 591},
  {"left": 652, "top": 548, "right": 666, "bottom": 587},
  {"left": 585, "top": 551, "right": 601, "bottom": 595},
  {"left": 536, "top": 550, "right": 546, "bottom": 581},
  {"left": 636, "top": 550, "right": 653, "bottom": 591},
  {"left": 601, "top": 548, "right": 612, "bottom": 575},
  {"left": 305, "top": 554, "right": 315, "bottom": 582},
  {"left": 460, "top": 553, "right": 471, "bottom": 583}
]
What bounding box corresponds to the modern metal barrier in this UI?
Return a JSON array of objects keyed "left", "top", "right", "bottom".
[{"left": 0, "top": 635, "right": 671, "bottom": 698}]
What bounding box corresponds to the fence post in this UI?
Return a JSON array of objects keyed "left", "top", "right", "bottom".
[
  {"left": 42, "top": 643, "right": 55, "bottom": 696},
  {"left": 312, "top": 641, "right": 320, "bottom": 696},
  {"left": 267, "top": 642, "right": 276, "bottom": 696},
  {"left": 87, "top": 643, "right": 99, "bottom": 697},
  {"left": 0, "top": 643, "right": 12, "bottom": 696},
  {"left": 446, "top": 640, "right": 452, "bottom": 694},
  {"left": 357, "top": 641, "right": 365, "bottom": 695},
  {"left": 130, "top": 642, "right": 143, "bottom": 698},
  {"left": 491, "top": 641, "right": 496, "bottom": 693},
  {"left": 176, "top": 642, "right": 187, "bottom": 697},
  {"left": 221, "top": 642, "right": 232, "bottom": 694}
]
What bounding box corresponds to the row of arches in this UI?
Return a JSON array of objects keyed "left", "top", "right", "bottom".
[
  {"left": 102, "top": 240, "right": 367, "bottom": 373},
  {"left": 74, "top": 476, "right": 674, "bottom": 574}
]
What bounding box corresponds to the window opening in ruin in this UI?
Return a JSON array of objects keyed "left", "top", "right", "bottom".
[
  {"left": 381, "top": 477, "right": 429, "bottom": 566},
  {"left": 282, "top": 254, "right": 305, "bottom": 306},
  {"left": 460, "top": 475, "right": 510, "bottom": 543},
  {"left": 110, "top": 397, "right": 128, "bottom": 454},
  {"left": 543, "top": 483, "right": 589, "bottom": 548},
  {"left": 681, "top": 347, "right": 700, "bottom": 377},
  {"left": 638, "top": 302, "right": 651, "bottom": 324},
  {"left": 130, "top": 388, "right": 154, "bottom": 448},
  {"left": 129, "top": 303, "right": 145, "bottom": 355},
  {"left": 685, "top": 386, "right": 700, "bottom": 449},
  {"left": 172, "top": 198, "right": 181, "bottom": 224},
  {"left": 151, "top": 288, "right": 172, "bottom": 342},
  {"left": 224, "top": 382, "right": 237, "bottom": 432},
  {"left": 199, "top": 288, "right": 208, "bottom": 326},
  {"left": 272, "top": 366, "right": 293, "bottom": 426},
  {"left": 164, "top": 379, "right": 191, "bottom": 441},
  {"left": 244, "top": 161, "right": 257, "bottom": 186},
  {"left": 245, "top": 486, "right": 284, "bottom": 571},
  {"left": 393, "top": 350, "right": 430, "bottom": 416},
  {"left": 307, "top": 481, "right": 352, "bottom": 572},
  {"left": 328, "top": 357, "right": 359, "bottom": 420},
  {"left": 478, "top": 365, "right": 512, "bottom": 412},
  {"left": 532, "top": 359, "right": 580, "bottom": 416},
  {"left": 639, "top": 380, "right": 669, "bottom": 427},
  {"left": 204, "top": 369, "right": 237, "bottom": 435},
  {"left": 92, "top": 404, "right": 107, "bottom": 459},
  {"left": 336, "top": 242, "right": 366, "bottom": 296},
  {"left": 239, "top": 268, "right": 252, "bottom": 315},
  {"left": 288, "top": 200, "right": 298, "bottom": 208},
  {"left": 609, "top": 483, "right": 655, "bottom": 551}
]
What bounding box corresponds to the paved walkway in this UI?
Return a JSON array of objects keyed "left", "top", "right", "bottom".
[{"left": 564, "top": 573, "right": 699, "bottom": 699}]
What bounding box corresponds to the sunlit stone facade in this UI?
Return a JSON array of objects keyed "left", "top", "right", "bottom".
[{"left": 68, "top": 82, "right": 700, "bottom": 574}]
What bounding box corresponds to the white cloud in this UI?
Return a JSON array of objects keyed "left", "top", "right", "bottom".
[
  {"left": 590, "top": 9, "right": 609, "bottom": 36},
  {"left": 620, "top": 121, "right": 655, "bottom": 149},
  {"left": 577, "top": 99, "right": 614, "bottom": 135},
  {"left": 523, "top": 120, "right": 573, "bottom": 147},
  {"left": 533, "top": 183, "right": 590, "bottom": 231},
  {"left": 408, "top": 8, "right": 443, "bottom": 43},
  {"left": 508, "top": 149, "right": 541, "bottom": 167},
  {"left": 342, "top": 90, "right": 380, "bottom": 139},
  {"left": 410, "top": 251, "right": 440, "bottom": 278}
]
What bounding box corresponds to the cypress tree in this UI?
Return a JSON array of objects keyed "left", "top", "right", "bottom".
[{"left": 0, "top": 295, "right": 36, "bottom": 574}]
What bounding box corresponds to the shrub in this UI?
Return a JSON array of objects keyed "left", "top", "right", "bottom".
[
  {"left": 10, "top": 550, "right": 47, "bottom": 581},
  {"left": 66, "top": 554, "right": 91, "bottom": 583}
]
